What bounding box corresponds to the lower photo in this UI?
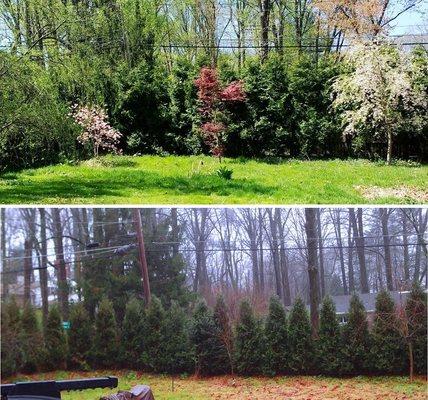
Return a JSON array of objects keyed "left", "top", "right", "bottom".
[{"left": 0, "top": 207, "right": 427, "bottom": 400}]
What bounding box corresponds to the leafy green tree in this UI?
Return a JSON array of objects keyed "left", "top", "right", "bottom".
[
  {"left": 265, "top": 296, "right": 288, "bottom": 375},
  {"left": 21, "top": 302, "right": 45, "bottom": 373},
  {"left": 213, "top": 294, "right": 234, "bottom": 374},
  {"left": 288, "top": 297, "right": 314, "bottom": 374},
  {"left": 189, "top": 300, "right": 219, "bottom": 376},
  {"left": 234, "top": 299, "right": 266, "bottom": 375},
  {"left": 93, "top": 298, "right": 119, "bottom": 368},
  {"left": 68, "top": 302, "right": 93, "bottom": 370},
  {"left": 121, "top": 297, "right": 146, "bottom": 369},
  {"left": 342, "top": 294, "right": 371, "bottom": 374},
  {"left": 45, "top": 305, "right": 68, "bottom": 370},
  {"left": 317, "top": 296, "right": 343, "bottom": 375}
]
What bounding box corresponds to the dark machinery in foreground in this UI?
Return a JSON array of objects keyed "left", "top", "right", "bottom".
[{"left": 1, "top": 376, "right": 118, "bottom": 400}]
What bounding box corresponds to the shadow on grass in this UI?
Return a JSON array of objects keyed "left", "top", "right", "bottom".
[{"left": 0, "top": 169, "right": 278, "bottom": 203}]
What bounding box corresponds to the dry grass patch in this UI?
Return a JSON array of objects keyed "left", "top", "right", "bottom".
[
  {"left": 3, "top": 371, "right": 427, "bottom": 400},
  {"left": 356, "top": 185, "right": 428, "bottom": 203}
]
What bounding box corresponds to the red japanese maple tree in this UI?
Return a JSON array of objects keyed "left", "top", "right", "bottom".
[{"left": 195, "top": 67, "right": 246, "bottom": 160}]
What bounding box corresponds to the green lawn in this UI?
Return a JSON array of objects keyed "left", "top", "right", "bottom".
[
  {"left": 3, "top": 370, "right": 426, "bottom": 400},
  {"left": 0, "top": 156, "right": 427, "bottom": 204}
]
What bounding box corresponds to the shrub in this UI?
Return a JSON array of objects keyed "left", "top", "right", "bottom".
[
  {"left": 93, "top": 298, "right": 119, "bottom": 368},
  {"left": 317, "top": 296, "right": 343, "bottom": 375},
  {"left": 45, "top": 305, "right": 68, "bottom": 370},
  {"left": 213, "top": 294, "right": 234, "bottom": 374},
  {"left": 288, "top": 297, "right": 314, "bottom": 374},
  {"left": 1, "top": 300, "right": 23, "bottom": 377},
  {"left": 234, "top": 299, "right": 266, "bottom": 375},
  {"left": 140, "top": 296, "right": 166, "bottom": 372},
  {"left": 68, "top": 302, "right": 93, "bottom": 370},
  {"left": 341, "top": 294, "right": 371, "bottom": 374},
  {"left": 21, "top": 302, "right": 45, "bottom": 373},
  {"left": 162, "top": 301, "right": 193, "bottom": 374},
  {"left": 265, "top": 296, "right": 288, "bottom": 375},
  {"left": 406, "top": 284, "right": 427, "bottom": 375},
  {"left": 189, "top": 300, "right": 219, "bottom": 376},
  {"left": 121, "top": 298, "right": 146, "bottom": 369}
]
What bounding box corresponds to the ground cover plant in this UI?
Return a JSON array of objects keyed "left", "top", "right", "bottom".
[
  {"left": 2, "top": 371, "right": 427, "bottom": 400},
  {"left": 0, "top": 156, "right": 427, "bottom": 204}
]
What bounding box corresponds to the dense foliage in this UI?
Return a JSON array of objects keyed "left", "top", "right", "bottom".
[
  {"left": 2, "top": 36, "right": 427, "bottom": 171},
  {"left": 1, "top": 288, "right": 426, "bottom": 378}
]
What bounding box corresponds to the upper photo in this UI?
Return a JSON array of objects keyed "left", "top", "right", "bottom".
[{"left": 0, "top": 2, "right": 427, "bottom": 205}]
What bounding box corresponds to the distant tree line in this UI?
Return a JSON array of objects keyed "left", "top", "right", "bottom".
[{"left": 2, "top": 285, "right": 426, "bottom": 380}]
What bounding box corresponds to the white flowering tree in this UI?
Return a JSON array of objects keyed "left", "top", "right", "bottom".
[
  {"left": 71, "top": 105, "right": 122, "bottom": 157},
  {"left": 332, "top": 43, "right": 427, "bottom": 164}
]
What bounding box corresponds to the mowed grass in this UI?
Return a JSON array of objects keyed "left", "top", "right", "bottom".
[
  {"left": 0, "top": 155, "right": 427, "bottom": 204},
  {"left": 3, "top": 370, "right": 427, "bottom": 400}
]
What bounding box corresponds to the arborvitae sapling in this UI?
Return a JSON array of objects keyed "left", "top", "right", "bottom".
[
  {"left": 234, "top": 299, "right": 266, "bottom": 375},
  {"left": 265, "top": 295, "right": 288, "bottom": 375},
  {"left": 288, "top": 297, "right": 314, "bottom": 374},
  {"left": 68, "top": 302, "right": 93, "bottom": 370}
]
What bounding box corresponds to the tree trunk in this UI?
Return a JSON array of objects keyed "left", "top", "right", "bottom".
[
  {"left": 1, "top": 208, "right": 7, "bottom": 298},
  {"left": 402, "top": 210, "right": 410, "bottom": 282},
  {"left": 259, "top": 0, "right": 271, "bottom": 62},
  {"left": 333, "top": 210, "right": 348, "bottom": 295},
  {"left": 39, "top": 208, "right": 49, "bottom": 329},
  {"left": 24, "top": 239, "right": 32, "bottom": 304},
  {"left": 347, "top": 214, "right": 355, "bottom": 293},
  {"left": 380, "top": 208, "right": 394, "bottom": 291},
  {"left": 51, "top": 208, "right": 69, "bottom": 320},
  {"left": 386, "top": 129, "right": 393, "bottom": 164},
  {"left": 316, "top": 209, "right": 325, "bottom": 298},
  {"left": 304, "top": 208, "right": 320, "bottom": 337},
  {"left": 349, "top": 208, "right": 369, "bottom": 293},
  {"left": 408, "top": 341, "right": 414, "bottom": 382}
]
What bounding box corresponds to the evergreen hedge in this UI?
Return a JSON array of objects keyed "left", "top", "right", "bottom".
[{"left": 2, "top": 288, "right": 427, "bottom": 378}]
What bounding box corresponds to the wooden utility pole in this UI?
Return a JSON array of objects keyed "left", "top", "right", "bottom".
[{"left": 133, "top": 208, "right": 151, "bottom": 305}]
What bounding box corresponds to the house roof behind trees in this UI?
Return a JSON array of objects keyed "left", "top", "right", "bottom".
[{"left": 331, "top": 291, "right": 414, "bottom": 314}]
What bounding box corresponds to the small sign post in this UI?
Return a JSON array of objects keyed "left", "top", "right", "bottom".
[{"left": 62, "top": 321, "right": 70, "bottom": 330}]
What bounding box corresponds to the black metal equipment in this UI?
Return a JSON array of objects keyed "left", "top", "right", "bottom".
[{"left": 1, "top": 376, "right": 118, "bottom": 400}]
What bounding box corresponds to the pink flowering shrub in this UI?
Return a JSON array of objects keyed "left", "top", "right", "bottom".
[
  {"left": 70, "top": 104, "right": 122, "bottom": 157},
  {"left": 195, "top": 67, "right": 246, "bottom": 160}
]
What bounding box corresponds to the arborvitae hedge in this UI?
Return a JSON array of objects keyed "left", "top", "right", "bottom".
[
  {"left": 342, "top": 294, "right": 371, "bottom": 374},
  {"left": 189, "top": 300, "right": 219, "bottom": 376},
  {"left": 370, "top": 290, "right": 407, "bottom": 374},
  {"left": 3, "top": 291, "right": 427, "bottom": 378},
  {"left": 45, "top": 305, "right": 68, "bottom": 370},
  {"left": 213, "top": 295, "right": 234, "bottom": 374},
  {"left": 234, "top": 299, "right": 266, "bottom": 375},
  {"left": 265, "top": 296, "right": 288, "bottom": 375},
  {"left": 68, "top": 302, "right": 93, "bottom": 370},
  {"left": 317, "top": 296, "right": 343, "bottom": 376},
  {"left": 406, "top": 284, "right": 427, "bottom": 375},
  {"left": 122, "top": 298, "right": 146, "bottom": 369},
  {"left": 288, "top": 297, "right": 314, "bottom": 374},
  {"left": 93, "top": 298, "right": 119, "bottom": 368},
  {"left": 21, "top": 302, "right": 45, "bottom": 373}
]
